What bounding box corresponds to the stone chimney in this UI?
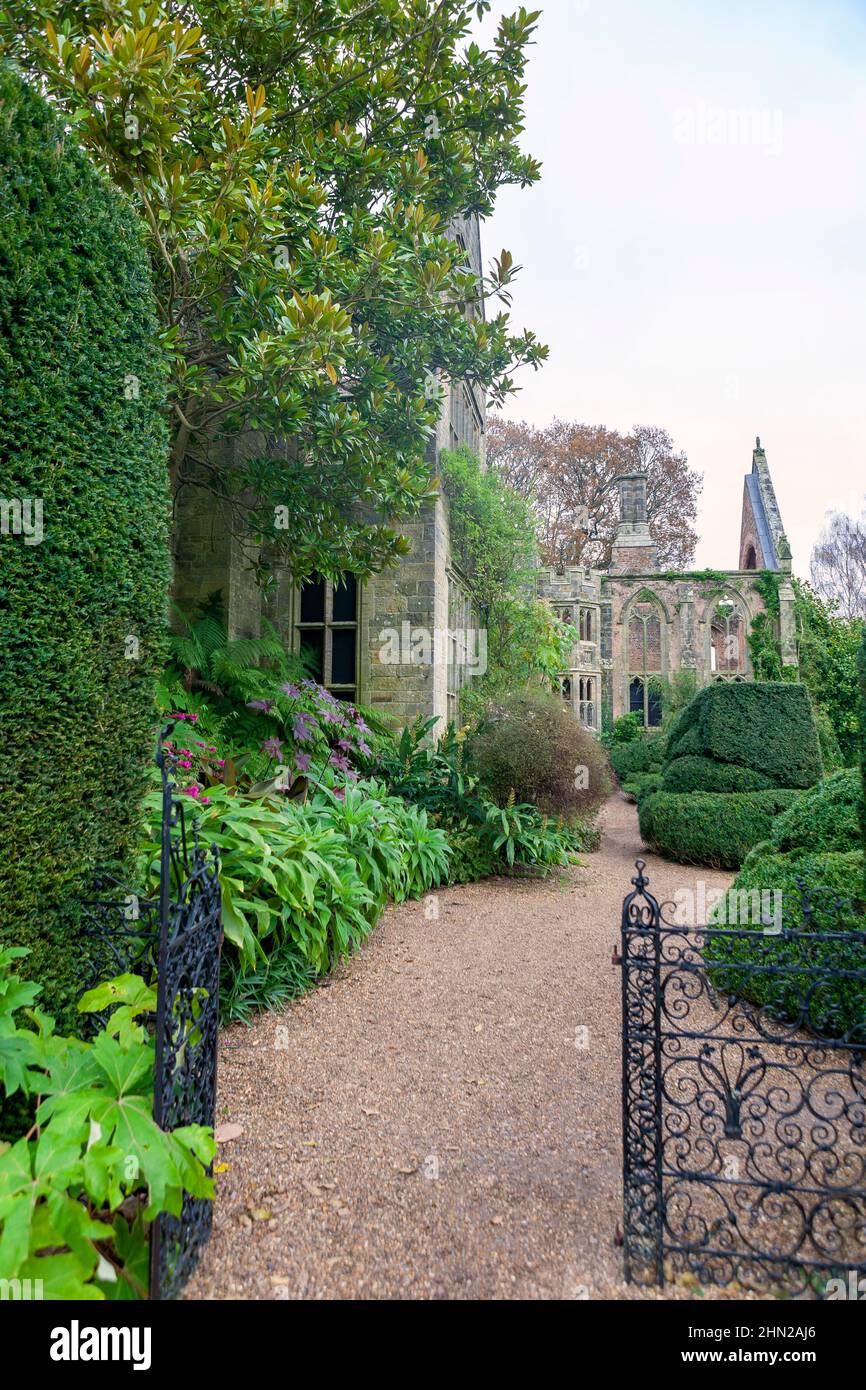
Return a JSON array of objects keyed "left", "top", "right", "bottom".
[{"left": 610, "top": 471, "right": 658, "bottom": 573}]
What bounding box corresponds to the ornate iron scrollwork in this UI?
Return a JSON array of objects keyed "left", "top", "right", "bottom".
[
  {"left": 81, "top": 724, "right": 222, "bottom": 1300},
  {"left": 620, "top": 861, "right": 866, "bottom": 1295}
]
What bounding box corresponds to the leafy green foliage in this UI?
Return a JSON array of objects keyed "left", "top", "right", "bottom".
[
  {"left": 439, "top": 446, "right": 576, "bottom": 708},
  {"left": 639, "top": 789, "right": 801, "bottom": 869},
  {"left": 373, "top": 717, "right": 584, "bottom": 880},
  {"left": 0, "top": 951, "right": 214, "bottom": 1298},
  {"left": 664, "top": 682, "right": 823, "bottom": 789},
  {"left": 623, "top": 771, "right": 664, "bottom": 805},
  {"left": 469, "top": 688, "right": 611, "bottom": 819},
  {"left": 793, "top": 583, "right": 862, "bottom": 765},
  {"left": 706, "top": 847, "right": 866, "bottom": 1039},
  {"left": 662, "top": 756, "right": 776, "bottom": 794},
  {"left": 0, "top": 65, "right": 169, "bottom": 1032},
  {"left": 166, "top": 599, "right": 308, "bottom": 717},
  {"left": 609, "top": 733, "right": 667, "bottom": 781},
  {"left": 219, "top": 941, "right": 315, "bottom": 1027},
  {"left": 138, "top": 775, "right": 450, "bottom": 986},
  {"left": 748, "top": 574, "right": 862, "bottom": 763},
  {"left": 3, "top": 2, "right": 547, "bottom": 580},
  {"left": 610, "top": 712, "right": 643, "bottom": 744}
]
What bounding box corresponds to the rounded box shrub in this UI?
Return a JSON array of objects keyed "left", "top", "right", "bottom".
[
  {"left": 638, "top": 789, "right": 801, "bottom": 869},
  {"left": 769, "top": 767, "right": 863, "bottom": 855},
  {"left": 663, "top": 755, "right": 775, "bottom": 794},
  {"left": 470, "top": 688, "right": 611, "bottom": 820},
  {"left": 705, "top": 845, "right": 866, "bottom": 1040},
  {"left": 609, "top": 732, "right": 666, "bottom": 782},
  {"left": 0, "top": 67, "right": 169, "bottom": 1030}
]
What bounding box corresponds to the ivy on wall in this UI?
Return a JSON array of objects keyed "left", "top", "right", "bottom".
[{"left": 748, "top": 572, "right": 862, "bottom": 766}]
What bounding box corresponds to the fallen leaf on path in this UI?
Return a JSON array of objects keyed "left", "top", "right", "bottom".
[{"left": 214, "top": 1122, "right": 244, "bottom": 1143}]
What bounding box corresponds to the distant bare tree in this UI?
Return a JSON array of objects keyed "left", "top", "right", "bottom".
[
  {"left": 486, "top": 416, "right": 701, "bottom": 569},
  {"left": 810, "top": 506, "right": 866, "bottom": 618}
]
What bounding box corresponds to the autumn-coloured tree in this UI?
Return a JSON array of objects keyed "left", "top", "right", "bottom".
[{"left": 487, "top": 417, "right": 701, "bottom": 569}]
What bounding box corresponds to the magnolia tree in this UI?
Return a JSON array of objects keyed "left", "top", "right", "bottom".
[{"left": 3, "top": 0, "right": 547, "bottom": 580}]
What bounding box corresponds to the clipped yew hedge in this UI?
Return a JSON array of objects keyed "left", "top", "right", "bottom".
[
  {"left": 638, "top": 789, "right": 801, "bottom": 869},
  {"left": 664, "top": 682, "right": 823, "bottom": 789},
  {"left": 706, "top": 845, "right": 866, "bottom": 1039},
  {"left": 769, "top": 768, "right": 863, "bottom": 855},
  {"left": 662, "top": 755, "right": 775, "bottom": 794},
  {"left": 0, "top": 67, "right": 169, "bottom": 1030}
]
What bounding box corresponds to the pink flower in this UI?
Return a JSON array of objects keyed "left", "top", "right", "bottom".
[
  {"left": 179, "top": 759, "right": 193, "bottom": 769},
  {"left": 183, "top": 785, "right": 200, "bottom": 798}
]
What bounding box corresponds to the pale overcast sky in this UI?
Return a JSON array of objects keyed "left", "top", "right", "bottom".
[{"left": 481, "top": 0, "right": 866, "bottom": 573}]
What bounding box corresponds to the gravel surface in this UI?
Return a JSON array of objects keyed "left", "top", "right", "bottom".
[{"left": 186, "top": 792, "right": 737, "bottom": 1300}]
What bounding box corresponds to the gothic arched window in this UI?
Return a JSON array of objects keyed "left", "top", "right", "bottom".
[
  {"left": 627, "top": 598, "right": 664, "bottom": 726},
  {"left": 710, "top": 598, "right": 744, "bottom": 673}
]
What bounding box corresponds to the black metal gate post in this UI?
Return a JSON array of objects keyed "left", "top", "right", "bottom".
[
  {"left": 149, "top": 724, "right": 222, "bottom": 1300},
  {"left": 620, "top": 860, "right": 664, "bottom": 1285}
]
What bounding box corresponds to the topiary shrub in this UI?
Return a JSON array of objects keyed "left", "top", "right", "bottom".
[
  {"left": 664, "top": 682, "right": 822, "bottom": 788},
  {"left": 470, "top": 688, "right": 611, "bottom": 820},
  {"left": 638, "top": 789, "right": 801, "bottom": 869},
  {"left": 662, "top": 755, "right": 775, "bottom": 794},
  {"left": 769, "top": 768, "right": 863, "bottom": 855},
  {"left": 0, "top": 67, "right": 169, "bottom": 1031},
  {"left": 609, "top": 732, "right": 666, "bottom": 782},
  {"left": 705, "top": 845, "right": 866, "bottom": 1039},
  {"left": 622, "top": 771, "right": 664, "bottom": 805}
]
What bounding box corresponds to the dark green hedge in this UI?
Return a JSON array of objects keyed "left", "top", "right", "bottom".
[
  {"left": 609, "top": 733, "right": 666, "bottom": 781},
  {"left": 662, "top": 755, "right": 775, "bottom": 794},
  {"left": 769, "top": 768, "right": 863, "bottom": 855},
  {"left": 664, "top": 682, "right": 822, "bottom": 788},
  {"left": 705, "top": 846, "right": 866, "bottom": 1040},
  {"left": 638, "top": 789, "right": 801, "bottom": 869},
  {"left": 0, "top": 67, "right": 169, "bottom": 1030},
  {"left": 622, "top": 771, "right": 664, "bottom": 805}
]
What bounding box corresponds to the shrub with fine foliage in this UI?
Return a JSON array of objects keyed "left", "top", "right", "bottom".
[
  {"left": 609, "top": 732, "right": 666, "bottom": 782},
  {"left": 470, "top": 689, "right": 611, "bottom": 819},
  {"left": 706, "top": 845, "right": 866, "bottom": 1039},
  {"left": 639, "top": 789, "right": 801, "bottom": 869},
  {"left": 769, "top": 768, "right": 863, "bottom": 855},
  {"left": 664, "top": 682, "right": 823, "bottom": 788},
  {"left": 663, "top": 755, "right": 775, "bottom": 794},
  {"left": 0, "top": 67, "right": 168, "bottom": 1030}
]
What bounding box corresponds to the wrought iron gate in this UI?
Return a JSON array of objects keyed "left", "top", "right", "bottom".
[
  {"left": 620, "top": 860, "right": 866, "bottom": 1295},
  {"left": 82, "top": 725, "right": 222, "bottom": 1300}
]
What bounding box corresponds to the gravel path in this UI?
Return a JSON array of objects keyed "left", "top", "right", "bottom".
[{"left": 187, "top": 792, "right": 733, "bottom": 1300}]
